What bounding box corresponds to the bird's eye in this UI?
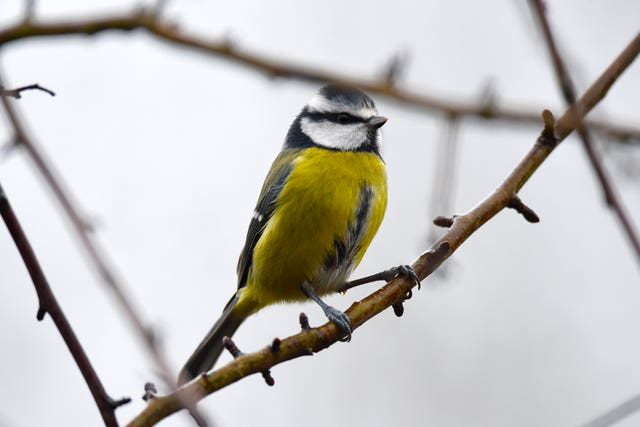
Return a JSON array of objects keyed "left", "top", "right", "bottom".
[{"left": 337, "top": 113, "right": 351, "bottom": 124}]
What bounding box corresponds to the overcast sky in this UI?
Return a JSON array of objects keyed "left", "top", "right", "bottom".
[{"left": 1, "top": 1, "right": 639, "bottom": 426}]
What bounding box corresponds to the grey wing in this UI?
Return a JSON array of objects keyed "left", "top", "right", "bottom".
[{"left": 236, "top": 162, "right": 294, "bottom": 289}]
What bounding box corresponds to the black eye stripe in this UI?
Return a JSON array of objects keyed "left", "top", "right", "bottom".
[{"left": 304, "top": 111, "right": 364, "bottom": 124}]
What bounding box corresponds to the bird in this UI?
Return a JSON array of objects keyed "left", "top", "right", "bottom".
[{"left": 178, "top": 84, "right": 417, "bottom": 385}]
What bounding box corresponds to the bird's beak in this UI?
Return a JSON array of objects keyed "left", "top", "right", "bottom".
[{"left": 367, "top": 115, "right": 388, "bottom": 129}]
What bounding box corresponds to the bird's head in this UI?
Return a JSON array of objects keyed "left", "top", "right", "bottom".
[{"left": 285, "top": 85, "right": 387, "bottom": 154}]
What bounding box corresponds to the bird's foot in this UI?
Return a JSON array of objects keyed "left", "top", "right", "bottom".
[
  {"left": 383, "top": 264, "right": 421, "bottom": 289},
  {"left": 323, "top": 306, "right": 352, "bottom": 342}
]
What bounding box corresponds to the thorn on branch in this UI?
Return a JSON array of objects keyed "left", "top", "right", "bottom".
[
  {"left": 261, "top": 369, "right": 275, "bottom": 386},
  {"left": 266, "top": 340, "right": 280, "bottom": 386},
  {"left": 109, "top": 396, "right": 132, "bottom": 408},
  {"left": 299, "top": 312, "right": 310, "bottom": 330},
  {"left": 537, "top": 109, "right": 557, "bottom": 146},
  {"left": 36, "top": 307, "right": 47, "bottom": 321},
  {"left": 478, "top": 78, "right": 497, "bottom": 117},
  {"left": 433, "top": 215, "right": 454, "bottom": 228},
  {"left": 507, "top": 196, "right": 540, "bottom": 223},
  {"left": 222, "top": 336, "right": 242, "bottom": 358},
  {"left": 223, "top": 336, "right": 274, "bottom": 386},
  {"left": 381, "top": 50, "right": 410, "bottom": 87},
  {"left": 297, "top": 313, "right": 315, "bottom": 355},
  {"left": 270, "top": 338, "right": 281, "bottom": 353},
  {"left": 0, "top": 84, "right": 56, "bottom": 99},
  {"left": 142, "top": 382, "right": 158, "bottom": 402},
  {"left": 542, "top": 109, "right": 555, "bottom": 132}
]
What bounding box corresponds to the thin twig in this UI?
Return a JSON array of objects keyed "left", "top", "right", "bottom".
[
  {"left": 529, "top": 0, "right": 640, "bottom": 266},
  {"left": 506, "top": 195, "right": 540, "bottom": 223},
  {"left": 0, "top": 182, "right": 127, "bottom": 427},
  {"left": 127, "top": 28, "right": 640, "bottom": 427},
  {"left": 23, "top": 0, "right": 36, "bottom": 22},
  {"left": 0, "top": 70, "right": 158, "bottom": 368},
  {"left": 0, "top": 83, "right": 55, "bottom": 98},
  {"left": 0, "top": 71, "right": 152, "bottom": 358},
  {"left": 579, "top": 392, "right": 640, "bottom": 427},
  {"left": 427, "top": 116, "right": 459, "bottom": 245},
  {"left": 0, "top": 70, "right": 207, "bottom": 424},
  {"left": 0, "top": 8, "right": 638, "bottom": 143}
]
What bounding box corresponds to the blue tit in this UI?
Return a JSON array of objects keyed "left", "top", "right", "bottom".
[{"left": 178, "top": 84, "right": 396, "bottom": 385}]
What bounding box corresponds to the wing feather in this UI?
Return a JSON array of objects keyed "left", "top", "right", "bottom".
[{"left": 236, "top": 150, "right": 299, "bottom": 289}]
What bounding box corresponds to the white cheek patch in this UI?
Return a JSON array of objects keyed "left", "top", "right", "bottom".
[{"left": 300, "top": 117, "right": 368, "bottom": 150}]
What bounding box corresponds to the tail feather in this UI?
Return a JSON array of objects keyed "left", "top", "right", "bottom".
[{"left": 178, "top": 295, "right": 245, "bottom": 385}]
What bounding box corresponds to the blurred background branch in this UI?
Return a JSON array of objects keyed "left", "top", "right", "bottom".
[
  {"left": 0, "top": 69, "right": 209, "bottom": 426},
  {"left": 0, "top": 6, "right": 639, "bottom": 144},
  {"left": 0, "top": 66, "right": 172, "bottom": 377},
  {"left": 0, "top": 177, "right": 126, "bottom": 427},
  {"left": 580, "top": 392, "right": 640, "bottom": 427},
  {"left": 529, "top": 0, "right": 640, "bottom": 265}
]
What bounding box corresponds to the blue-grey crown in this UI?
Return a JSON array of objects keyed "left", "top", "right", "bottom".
[{"left": 317, "top": 84, "right": 376, "bottom": 111}]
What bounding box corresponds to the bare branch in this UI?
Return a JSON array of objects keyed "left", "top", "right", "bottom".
[
  {"left": 579, "top": 392, "right": 640, "bottom": 427},
  {"left": 529, "top": 0, "right": 640, "bottom": 266},
  {"left": 506, "top": 195, "right": 540, "bottom": 223},
  {"left": 23, "top": 0, "right": 36, "bottom": 22},
  {"left": 0, "top": 8, "right": 638, "bottom": 143},
  {"left": 0, "top": 70, "right": 207, "bottom": 423},
  {"left": 0, "top": 83, "right": 55, "bottom": 98},
  {"left": 426, "top": 116, "right": 459, "bottom": 245},
  {"left": 0, "top": 182, "right": 128, "bottom": 427},
  {"left": 433, "top": 216, "right": 455, "bottom": 228},
  {"left": 126, "top": 28, "right": 640, "bottom": 427}
]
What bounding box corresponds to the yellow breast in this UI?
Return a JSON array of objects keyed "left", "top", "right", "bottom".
[{"left": 240, "top": 147, "right": 387, "bottom": 309}]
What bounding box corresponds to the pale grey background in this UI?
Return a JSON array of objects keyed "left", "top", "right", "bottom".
[{"left": 1, "top": 1, "right": 639, "bottom": 426}]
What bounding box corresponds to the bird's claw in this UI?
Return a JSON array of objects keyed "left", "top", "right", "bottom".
[
  {"left": 395, "top": 265, "right": 421, "bottom": 290},
  {"left": 324, "top": 306, "right": 352, "bottom": 342}
]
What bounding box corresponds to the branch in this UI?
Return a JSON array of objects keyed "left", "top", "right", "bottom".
[
  {"left": 0, "top": 182, "right": 129, "bottom": 427},
  {"left": 579, "top": 392, "right": 640, "bottom": 427},
  {"left": 426, "top": 116, "right": 460, "bottom": 246},
  {"left": 529, "top": 0, "right": 640, "bottom": 266},
  {"left": 0, "top": 70, "right": 208, "bottom": 425},
  {"left": 0, "top": 7, "right": 638, "bottom": 143},
  {"left": 0, "top": 83, "right": 55, "bottom": 98},
  {"left": 127, "top": 29, "right": 640, "bottom": 427}
]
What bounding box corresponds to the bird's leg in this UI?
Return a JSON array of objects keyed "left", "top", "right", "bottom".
[
  {"left": 339, "top": 265, "right": 421, "bottom": 293},
  {"left": 339, "top": 265, "right": 421, "bottom": 319},
  {"left": 300, "top": 282, "right": 352, "bottom": 342}
]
